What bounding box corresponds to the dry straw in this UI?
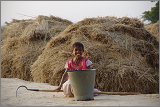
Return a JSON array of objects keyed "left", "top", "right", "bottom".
[
  {"left": 30, "top": 17, "right": 158, "bottom": 94},
  {"left": 1, "top": 16, "right": 159, "bottom": 93},
  {"left": 145, "top": 21, "right": 159, "bottom": 41},
  {"left": 1, "top": 15, "right": 72, "bottom": 81}
]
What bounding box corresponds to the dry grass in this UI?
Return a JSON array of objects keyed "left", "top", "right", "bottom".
[
  {"left": 1, "top": 20, "right": 33, "bottom": 39},
  {"left": 145, "top": 21, "right": 159, "bottom": 41},
  {"left": 1, "top": 16, "right": 158, "bottom": 93},
  {"left": 30, "top": 16, "right": 159, "bottom": 93},
  {"left": 1, "top": 15, "right": 72, "bottom": 81},
  {"left": 117, "top": 17, "right": 144, "bottom": 28}
]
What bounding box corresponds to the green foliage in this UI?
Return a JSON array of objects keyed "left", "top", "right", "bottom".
[{"left": 142, "top": 1, "right": 159, "bottom": 23}]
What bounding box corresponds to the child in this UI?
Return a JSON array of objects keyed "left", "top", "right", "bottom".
[{"left": 54, "top": 42, "right": 100, "bottom": 97}]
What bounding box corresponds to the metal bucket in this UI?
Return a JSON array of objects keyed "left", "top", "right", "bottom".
[{"left": 67, "top": 69, "right": 96, "bottom": 101}]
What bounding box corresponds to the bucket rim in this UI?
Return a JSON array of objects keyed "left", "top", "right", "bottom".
[{"left": 67, "top": 69, "right": 96, "bottom": 72}]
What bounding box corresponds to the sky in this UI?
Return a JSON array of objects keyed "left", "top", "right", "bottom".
[{"left": 1, "top": 1, "right": 157, "bottom": 26}]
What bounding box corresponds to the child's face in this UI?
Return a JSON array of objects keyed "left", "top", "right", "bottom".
[{"left": 72, "top": 47, "right": 84, "bottom": 58}]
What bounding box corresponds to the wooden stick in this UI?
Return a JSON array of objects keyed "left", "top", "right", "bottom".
[
  {"left": 30, "top": 90, "right": 140, "bottom": 95},
  {"left": 94, "top": 91, "right": 140, "bottom": 95},
  {"left": 38, "top": 89, "right": 63, "bottom": 92},
  {"left": 16, "top": 85, "right": 140, "bottom": 97}
]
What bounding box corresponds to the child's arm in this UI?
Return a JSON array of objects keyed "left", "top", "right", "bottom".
[
  {"left": 86, "top": 59, "right": 93, "bottom": 69},
  {"left": 54, "top": 71, "right": 68, "bottom": 91}
]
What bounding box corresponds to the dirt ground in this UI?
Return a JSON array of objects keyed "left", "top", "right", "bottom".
[{"left": 1, "top": 78, "right": 160, "bottom": 106}]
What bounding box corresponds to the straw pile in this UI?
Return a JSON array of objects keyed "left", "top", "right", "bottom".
[
  {"left": 145, "top": 21, "right": 159, "bottom": 41},
  {"left": 1, "top": 15, "right": 72, "bottom": 81},
  {"left": 31, "top": 16, "right": 159, "bottom": 93}
]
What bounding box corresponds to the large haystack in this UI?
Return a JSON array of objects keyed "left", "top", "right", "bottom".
[
  {"left": 1, "top": 19, "right": 33, "bottom": 39},
  {"left": 145, "top": 21, "right": 159, "bottom": 41},
  {"left": 1, "top": 15, "right": 72, "bottom": 81},
  {"left": 31, "top": 16, "right": 159, "bottom": 93}
]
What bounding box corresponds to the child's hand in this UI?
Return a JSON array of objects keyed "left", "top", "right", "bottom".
[{"left": 87, "top": 64, "right": 93, "bottom": 69}]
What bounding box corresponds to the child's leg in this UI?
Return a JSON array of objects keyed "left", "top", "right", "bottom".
[
  {"left": 62, "top": 79, "right": 74, "bottom": 97},
  {"left": 93, "top": 88, "right": 101, "bottom": 96}
]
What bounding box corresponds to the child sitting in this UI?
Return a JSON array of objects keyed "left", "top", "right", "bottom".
[{"left": 54, "top": 42, "right": 100, "bottom": 97}]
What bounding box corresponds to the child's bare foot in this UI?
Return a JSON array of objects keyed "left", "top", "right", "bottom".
[{"left": 94, "top": 89, "right": 101, "bottom": 96}]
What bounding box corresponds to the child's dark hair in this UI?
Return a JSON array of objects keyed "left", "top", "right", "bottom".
[{"left": 72, "top": 42, "right": 84, "bottom": 51}]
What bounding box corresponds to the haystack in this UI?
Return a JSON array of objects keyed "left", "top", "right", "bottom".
[
  {"left": 1, "top": 19, "right": 33, "bottom": 40},
  {"left": 31, "top": 16, "right": 159, "bottom": 93},
  {"left": 1, "top": 15, "right": 72, "bottom": 81},
  {"left": 145, "top": 21, "right": 159, "bottom": 41}
]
